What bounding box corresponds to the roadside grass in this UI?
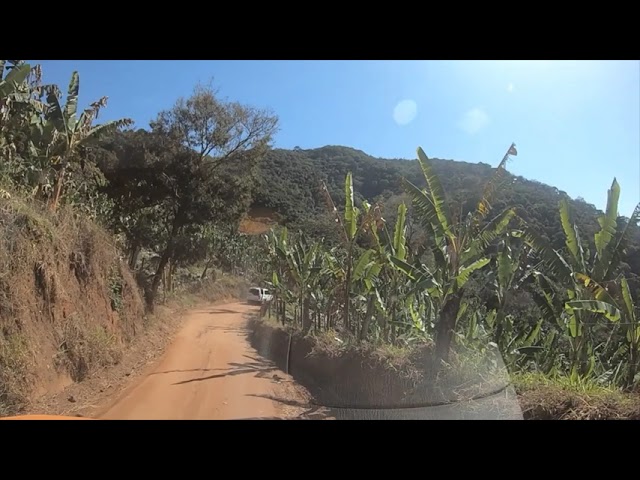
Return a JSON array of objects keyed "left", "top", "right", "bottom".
[{"left": 513, "top": 371, "right": 640, "bottom": 420}]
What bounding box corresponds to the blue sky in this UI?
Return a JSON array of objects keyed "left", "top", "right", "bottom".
[{"left": 30, "top": 60, "right": 639, "bottom": 216}]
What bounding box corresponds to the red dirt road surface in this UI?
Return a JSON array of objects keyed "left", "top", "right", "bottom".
[{"left": 96, "top": 302, "right": 324, "bottom": 420}]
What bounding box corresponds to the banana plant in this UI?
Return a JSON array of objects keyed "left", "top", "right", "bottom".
[
  {"left": 372, "top": 201, "right": 426, "bottom": 342},
  {"left": 1, "top": 61, "right": 34, "bottom": 161},
  {"left": 1, "top": 61, "right": 51, "bottom": 115},
  {"left": 619, "top": 276, "right": 639, "bottom": 388},
  {"left": 265, "top": 227, "right": 296, "bottom": 325},
  {"left": 520, "top": 179, "right": 639, "bottom": 377},
  {"left": 1, "top": 61, "right": 62, "bottom": 193},
  {"left": 0, "top": 61, "right": 31, "bottom": 104},
  {"left": 320, "top": 172, "right": 385, "bottom": 336},
  {"left": 485, "top": 231, "right": 538, "bottom": 350},
  {"left": 28, "top": 71, "right": 133, "bottom": 210},
  {"left": 283, "top": 232, "right": 326, "bottom": 333},
  {"left": 394, "top": 144, "right": 518, "bottom": 364}
]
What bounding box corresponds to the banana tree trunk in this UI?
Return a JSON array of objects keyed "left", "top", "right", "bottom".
[
  {"left": 49, "top": 166, "right": 66, "bottom": 212},
  {"left": 326, "top": 296, "right": 333, "bottom": 330},
  {"left": 494, "top": 309, "right": 506, "bottom": 349},
  {"left": 435, "top": 291, "right": 463, "bottom": 364},
  {"left": 571, "top": 317, "right": 590, "bottom": 377},
  {"left": 302, "top": 297, "right": 311, "bottom": 334},
  {"left": 283, "top": 299, "right": 288, "bottom": 325},
  {"left": 359, "top": 296, "right": 375, "bottom": 341},
  {"left": 169, "top": 259, "right": 177, "bottom": 293},
  {"left": 578, "top": 339, "right": 590, "bottom": 377},
  {"left": 381, "top": 308, "right": 389, "bottom": 343},
  {"left": 344, "top": 248, "right": 352, "bottom": 333},
  {"left": 628, "top": 342, "right": 638, "bottom": 389},
  {"left": 128, "top": 243, "right": 141, "bottom": 270},
  {"left": 314, "top": 307, "right": 319, "bottom": 333}
]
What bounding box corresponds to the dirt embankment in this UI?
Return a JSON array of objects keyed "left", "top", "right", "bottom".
[
  {"left": 0, "top": 193, "right": 305, "bottom": 419},
  {"left": 238, "top": 206, "right": 281, "bottom": 235},
  {"left": 9, "top": 254, "right": 255, "bottom": 418},
  {"left": 24, "top": 302, "right": 184, "bottom": 418},
  {"left": 0, "top": 197, "right": 149, "bottom": 415}
]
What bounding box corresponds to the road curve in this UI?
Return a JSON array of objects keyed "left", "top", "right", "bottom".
[{"left": 97, "top": 302, "right": 313, "bottom": 420}]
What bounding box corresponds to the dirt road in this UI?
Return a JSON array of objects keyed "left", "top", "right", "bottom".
[{"left": 96, "top": 302, "right": 318, "bottom": 420}]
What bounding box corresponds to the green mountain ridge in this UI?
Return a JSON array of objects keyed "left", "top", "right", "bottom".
[{"left": 253, "top": 145, "right": 632, "bottom": 248}]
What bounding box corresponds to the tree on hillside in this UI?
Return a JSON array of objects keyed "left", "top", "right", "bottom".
[
  {"left": 97, "top": 85, "right": 278, "bottom": 309},
  {"left": 95, "top": 129, "right": 173, "bottom": 267},
  {"left": 150, "top": 82, "right": 279, "bottom": 167},
  {"left": 142, "top": 86, "right": 278, "bottom": 306},
  {"left": 97, "top": 130, "right": 254, "bottom": 307}
]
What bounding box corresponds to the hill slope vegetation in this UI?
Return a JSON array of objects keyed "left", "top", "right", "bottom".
[{"left": 254, "top": 145, "right": 638, "bottom": 259}]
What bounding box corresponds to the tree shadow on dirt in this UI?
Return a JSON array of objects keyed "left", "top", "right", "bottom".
[
  {"left": 203, "top": 325, "right": 249, "bottom": 335},
  {"left": 245, "top": 393, "right": 335, "bottom": 420},
  {"left": 170, "top": 355, "right": 278, "bottom": 386},
  {"left": 149, "top": 368, "right": 226, "bottom": 376},
  {"left": 237, "top": 416, "right": 294, "bottom": 420},
  {"left": 208, "top": 309, "right": 245, "bottom": 315}
]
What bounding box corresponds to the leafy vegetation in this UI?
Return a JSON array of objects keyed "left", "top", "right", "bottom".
[
  {"left": 2, "top": 59, "right": 640, "bottom": 414},
  {"left": 262, "top": 148, "right": 640, "bottom": 391}
]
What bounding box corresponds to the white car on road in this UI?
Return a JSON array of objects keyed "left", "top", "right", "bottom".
[{"left": 247, "top": 287, "right": 273, "bottom": 305}]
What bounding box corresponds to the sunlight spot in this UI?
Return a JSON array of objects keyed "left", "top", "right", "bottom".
[
  {"left": 393, "top": 99, "right": 417, "bottom": 126},
  {"left": 507, "top": 82, "right": 515, "bottom": 93},
  {"left": 458, "top": 108, "right": 490, "bottom": 135}
]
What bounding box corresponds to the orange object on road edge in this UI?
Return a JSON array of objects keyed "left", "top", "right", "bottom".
[{"left": 0, "top": 415, "right": 92, "bottom": 420}]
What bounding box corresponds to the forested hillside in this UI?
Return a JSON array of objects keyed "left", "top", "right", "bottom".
[{"left": 253, "top": 145, "right": 640, "bottom": 279}]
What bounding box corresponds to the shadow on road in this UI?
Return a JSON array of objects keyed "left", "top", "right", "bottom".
[
  {"left": 208, "top": 309, "right": 244, "bottom": 315},
  {"left": 149, "top": 368, "right": 227, "bottom": 376},
  {"left": 204, "top": 325, "right": 250, "bottom": 335},
  {"left": 171, "top": 355, "right": 278, "bottom": 386},
  {"left": 237, "top": 416, "right": 293, "bottom": 420},
  {"left": 246, "top": 393, "right": 334, "bottom": 420}
]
